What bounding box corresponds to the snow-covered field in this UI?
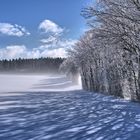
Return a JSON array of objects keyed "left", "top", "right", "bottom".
[
  {"left": 0, "top": 90, "right": 140, "bottom": 139},
  {"left": 1, "top": 74, "right": 140, "bottom": 140},
  {"left": 0, "top": 74, "right": 46, "bottom": 94},
  {"left": 0, "top": 74, "right": 82, "bottom": 95}
]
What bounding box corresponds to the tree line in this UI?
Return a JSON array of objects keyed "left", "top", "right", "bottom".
[
  {"left": 62, "top": 0, "right": 140, "bottom": 101},
  {"left": 0, "top": 57, "right": 64, "bottom": 73}
]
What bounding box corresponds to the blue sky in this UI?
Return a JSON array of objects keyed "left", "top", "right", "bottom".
[{"left": 0, "top": 0, "right": 93, "bottom": 59}]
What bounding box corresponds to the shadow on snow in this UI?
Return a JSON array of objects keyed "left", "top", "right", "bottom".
[{"left": 0, "top": 90, "right": 140, "bottom": 139}]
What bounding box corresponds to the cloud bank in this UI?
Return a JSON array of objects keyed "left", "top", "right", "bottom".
[{"left": 0, "top": 45, "right": 68, "bottom": 59}]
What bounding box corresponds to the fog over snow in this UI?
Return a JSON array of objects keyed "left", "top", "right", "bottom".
[{"left": 0, "top": 74, "right": 82, "bottom": 96}]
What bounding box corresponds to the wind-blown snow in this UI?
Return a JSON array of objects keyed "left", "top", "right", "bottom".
[
  {"left": 0, "top": 74, "right": 82, "bottom": 95},
  {"left": 0, "top": 74, "right": 45, "bottom": 94}
]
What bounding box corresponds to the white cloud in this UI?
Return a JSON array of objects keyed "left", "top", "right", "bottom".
[
  {"left": 39, "top": 39, "right": 77, "bottom": 50},
  {"left": 0, "top": 23, "right": 30, "bottom": 37},
  {"left": 0, "top": 45, "right": 68, "bottom": 60},
  {"left": 58, "top": 39, "right": 77, "bottom": 48},
  {"left": 0, "top": 45, "right": 27, "bottom": 59},
  {"left": 39, "top": 20, "right": 63, "bottom": 35},
  {"left": 0, "top": 38, "right": 77, "bottom": 59},
  {"left": 40, "top": 36, "right": 58, "bottom": 44},
  {"left": 38, "top": 19, "right": 77, "bottom": 56},
  {"left": 0, "top": 20, "right": 77, "bottom": 59},
  {"left": 41, "top": 48, "right": 67, "bottom": 58}
]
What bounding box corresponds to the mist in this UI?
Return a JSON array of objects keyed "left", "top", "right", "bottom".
[{"left": 0, "top": 73, "right": 82, "bottom": 95}]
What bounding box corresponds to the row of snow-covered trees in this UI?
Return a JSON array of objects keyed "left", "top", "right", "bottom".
[
  {"left": 63, "top": 0, "right": 140, "bottom": 101},
  {"left": 0, "top": 57, "right": 64, "bottom": 73}
]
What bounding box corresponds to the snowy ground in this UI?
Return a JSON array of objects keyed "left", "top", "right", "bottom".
[
  {"left": 0, "top": 74, "right": 140, "bottom": 140},
  {"left": 0, "top": 74, "right": 82, "bottom": 95},
  {"left": 0, "top": 74, "right": 46, "bottom": 95}
]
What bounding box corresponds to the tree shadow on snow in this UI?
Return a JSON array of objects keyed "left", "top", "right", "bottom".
[{"left": 0, "top": 91, "right": 140, "bottom": 139}]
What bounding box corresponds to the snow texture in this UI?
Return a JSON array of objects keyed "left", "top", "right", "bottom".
[
  {"left": 0, "top": 74, "right": 82, "bottom": 95},
  {"left": 0, "top": 74, "right": 140, "bottom": 140}
]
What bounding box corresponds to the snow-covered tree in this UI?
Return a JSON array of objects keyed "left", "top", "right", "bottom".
[{"left": 63, "top": 0, "right": 140, "bottom": 101}]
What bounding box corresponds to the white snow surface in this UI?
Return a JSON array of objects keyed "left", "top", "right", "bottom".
[
  {"left": 1, "top": 74, "right": 140, "bottom": 140},
  {"left": 0, "top": 74, "right": 82, "bottom": 95}
]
